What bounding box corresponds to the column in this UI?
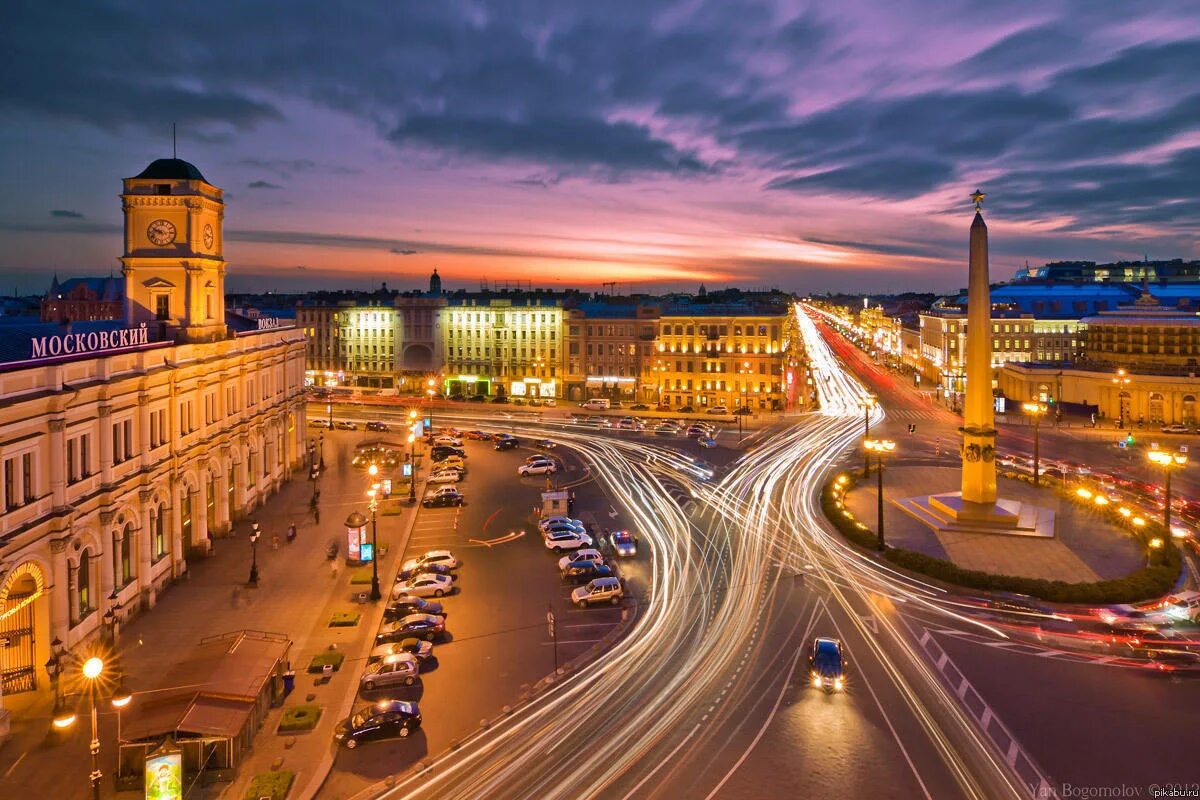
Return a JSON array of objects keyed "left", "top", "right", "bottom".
[
  {"left": 138, "top": 392, "right": 151, "bottom": 467},
  {"left": 48, "top": 538, "right": 71, "bottom": 643},
  {"left": 170, "top": 483, "right": 185, "bottom": 576},
  {"left": 98, "top": 510, "right": 116, "bottom": 600},
  {"left": 138, "top": 489, "right": 154, "bottom": 607},
  {"left": 98, "top": 404, "right": 113, "bottom": 485},
  {"left": 48, "top": 417, "right": 67, "bottom": 508},
  {"left": 192, "top": 487, "right": 208, "bottom": 553},
  {"left": 216, "top": 460, "right": 232, "bottom": 531}
]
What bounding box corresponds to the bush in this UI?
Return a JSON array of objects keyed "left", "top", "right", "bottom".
[
  {"left": 328, "top": 611, "right": 360, "bottom": 627},
  {"left": 821, "top": 475, "right": 1182, "bottom": 604},
  {"left": 278, "top": 704, "right": 322, "bottom": 733},
  {"left": 244, "top": 771, "right": 294, "bottom": 800},
  {"left": 349, "top": 569, "right": 374, "bottom": 585},
  {"left": 306, "top": 652, "right": 345, "bottom": 673}
]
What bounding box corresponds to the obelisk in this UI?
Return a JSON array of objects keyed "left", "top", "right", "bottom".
[{"left": 961, "top": 189, "right": 997, "bottom": 506}]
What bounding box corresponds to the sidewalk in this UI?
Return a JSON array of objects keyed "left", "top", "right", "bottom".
[{"left": 0, "top": 431, "right": 422, "bottom": 800}]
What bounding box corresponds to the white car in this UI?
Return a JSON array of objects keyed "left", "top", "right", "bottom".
[
  {"left": 402, "top": 550, "right": 460, "bottom": 573},
  {"left": 393, "top": 573, "right": 454, "bottom": 598},
  {"left": 544, "top": 530, "right": 593, "bottom": 551},
  {"left": 433, "top": 435, "right": 463, "bottom": 447},
  {"left": 543, "top": 520, "right": 587, "bottom": 536},
  {"left": 428, "top": 469, "right": 461, "bottom": 484},
  {"left": 539, "top": 515, "right": 581, "bottom": 529},
  {"left": 558, "top": 548, "right": 604, "bottom": 570},
  {"left": 519, "top": 461, "right": 558, "bottom": 476}
]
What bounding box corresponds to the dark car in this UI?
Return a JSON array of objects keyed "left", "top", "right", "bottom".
[
  {"left": 376, "top": 614, "right": 446, "bottom": 644},
  {"left": 448, "top": 392, "right": 465, "bottom": 401},
  {"left": 495, "top": 438, "right": 519, "bottom": 451},
  {"left": 334, "top": 700, "right": 421, "bottom": 748},
  {"left": 422, "top": 492, "right": 464, "bottom": 508},
  {"left": 561, "top": 561, "right": 615, "bottom": 584},
  {"left": 490, "top": 395, "right": 509, "bottom": 404},
  {"left": 809, "top": 637, "right": 845, "bottom": 692},
  {"left": 365, "top": 421, "right": 390, "bottom": 432},
  {"left": 431, "top": 446, "right": 466, "bottom": 460},
  {"left": 396, "top": 562, "right": 454, "bottom": 581},
  {"left": 630, "top": 404, "right": 651, "bottom": 411},
  {"left": 468, "top": 394, "right": 486, "bottom": 402},
  {"left": 678, "top": 405, "right": 695, "bottom": 413},
  {"left": 535, "top": 439, "right": 557, "bottom": 450},
  {"left": 732, "top": 406, "right": 752, "bottom": 415},
  {"left": 384, "top": 596, "right": 445, "bottom": 621}
]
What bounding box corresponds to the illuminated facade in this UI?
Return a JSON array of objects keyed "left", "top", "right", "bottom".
[
  {"left": 442, "top": 296, "right": 563, "bottom": 399},
  {"left": 0, "top": 159, "right": 307, "bottom": 699}
]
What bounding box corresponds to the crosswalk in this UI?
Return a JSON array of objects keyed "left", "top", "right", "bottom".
[{"left": 880, "top": 407, "right": 948, "bottom": 422}]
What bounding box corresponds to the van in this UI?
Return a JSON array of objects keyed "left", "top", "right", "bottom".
[
  {"left": 581, "top": 398, "right": 611, "bottom": 410},
  {"left": 1163, "top": 591, "right": 1200, "bottom": 622}
]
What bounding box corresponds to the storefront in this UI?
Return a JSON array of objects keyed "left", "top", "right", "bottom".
[
  {"left": 509, "top": 377, "right": 557, "bottom": 398},
  {"left": 444, "top": 374, "right": 493, "bottom": 398},
  {"left": 585, "top": 375, "right": 636, "bottom": 400}
]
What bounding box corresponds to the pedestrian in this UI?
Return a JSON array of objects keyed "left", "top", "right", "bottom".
[
  {"left": 330, "top": 560, "right": 339, "bottom": 580},
  {"left": 271, "top": 534, "right": 280, "bottom": 550},
  {"left": 314, "top": 506, "right": 321, "bottom": 524},
  {"left": 287, "top": 523, "right": 297, "bottom": 543}
]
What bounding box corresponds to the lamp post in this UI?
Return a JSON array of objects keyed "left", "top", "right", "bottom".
[
  {"left": 248, "top": 522, "right": 261, "bottom": 586},
  {"left": 407, "top": 432, "right": 417, "bottom": 501},
  {"left": 45, "top": 637, "right": 65, "bottom": 704},
  {"left": 51, "top": 656, "right": 108, "bottom": 800},
  {"left": 1112, "top": 369, "right": 1132, "bottom": 428},
  {"left": 864, "top": 438, "right": 896, "bottom": 550},
  {"left": 426, "top": 378, "right": 436, "bottom": 427},
  {"left": 1148, "top": 448, "right": 1187, "bottom": 556},
  {"left": 366, "top": 464, "right": 382, "bottom": 601},
  {"left": 1022, "top": 401, "right": 1047, "bottom": 486},
  {"left": 858, "top": 394, "right": 878, "bottom": 476}
]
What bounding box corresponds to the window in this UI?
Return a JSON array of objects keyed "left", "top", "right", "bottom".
[
  {"left": 152, "top": 505, "right": 168, "bottom": 560},
  {"left": 120, "top": 526, "right": 135, "bottom": 585},
  {"left": 181, "top": 491, "right": 193, "bottom": 546},
  {"left": 76, "top": 549, "right": 93, "bottom": 620},
  {"left": 155, "top": 293, "right": 170, "bottom": 321}
]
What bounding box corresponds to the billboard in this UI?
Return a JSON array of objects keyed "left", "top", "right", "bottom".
[{"left": 144, "top": 747, "right": 182, "bottom": 800}]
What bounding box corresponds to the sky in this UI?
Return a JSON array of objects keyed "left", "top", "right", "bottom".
[{"left": 2, "top": 1, "right": 1199, "bottom": 295}]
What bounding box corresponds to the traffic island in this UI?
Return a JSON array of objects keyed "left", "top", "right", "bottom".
[{"left": 823, "top": 470, "right": 1181, "bottom": 603}]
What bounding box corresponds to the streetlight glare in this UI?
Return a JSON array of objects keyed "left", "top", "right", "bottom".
[
  {"left": 52, "top": 712, "right": 77, "bottom": 729},
  {"left": 82, "top": 657, "right": 103, "bottom": 680},
  {"left": 367, "top": 463, "right": 378, "bottom": 477}
]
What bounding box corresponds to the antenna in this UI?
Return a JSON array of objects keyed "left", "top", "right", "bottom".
[{"left": 172, "top": 123, "right": 177, "bottom": 159}]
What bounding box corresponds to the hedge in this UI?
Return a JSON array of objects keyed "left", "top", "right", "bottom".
[
  {"left": 821, "top": 475, "right": 1182, "bottom": 604},
  {"left": 244, "top": 771, "right": 294, "bottom": 800},
  {"left": 278, "top": 704, "right": 322, "bottom": 733}
]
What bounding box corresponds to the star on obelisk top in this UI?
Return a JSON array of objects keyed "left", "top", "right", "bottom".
[{"left": 970, "top": 188, "right": 986, "bottom": 212}]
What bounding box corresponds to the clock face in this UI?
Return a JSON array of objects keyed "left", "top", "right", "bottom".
[
  {"left": 203, "top": 223, "right": 214, "bottom": 249},
  {"left": 146, "top": 219, "right": 177, "bottom": 246}
]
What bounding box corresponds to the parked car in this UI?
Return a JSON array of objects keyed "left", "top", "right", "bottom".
[
  {"left": 334, "top": 700, "right": 421, "bottom": 748},
  {"left": 366, "top": 421, "right": 390, "bottom": 432},
  {"left": 571, "top": 576, "right": 623, "bottom": 607},
  {"left": 308, "top": 419, "right": 332, "bottom": 429},
  {"left": 396, "top": 562, "right": 454, "bottom": 581},
  {"left": 543, "top": 398, "right": 557, "bottom": 407},
  {"left": 519, "top": 460, "right": 558, "bottom": 476},
  {"left": 465, "top": 430, "right": 492, "bottom": 440},
  {"left": 495, "top": 438, "right": 520, "bottom": 451},
  {"left": 360, "top": 653, "right": 420, "bottom": 690},
  {"left": 678, "top": 405, "right": 695, "bottom": 413},
  {"left": 630, "top": 403, "right": 651, "bottom": 411},
  {"left": 384, "top": 596, "right": 444, "bottom": 621},
  {"left": 562, "top": 562, "right": 615, "bottom": 584},
  {"left": 426, "top": 469, "right": 460, "bottom": 485},
  {"left": 468, "top": 394, "right": 486, "bottom": 402},
  {"left": 809, "top": 637, "right": 846, "bottom": 692},
  {"left": 368, "top": 637, "right": 435, "bottom": 664},
  {"left": 432, "top": 435, "right": 463, "bottom": 447},
  {"left": 544, "top": 530, "right": 593, "bottom": 551},
  {"left": 557, "top": 548, "right": 604, "bottom": 570},
  {"left": 732, "top": 406, "right": 752, "bottom": 416},
  {"left": 422, "top": 487, "right": 464, "bottom": 508},
  {"left": 335, "top": 421, "right": 357, "bottom": 430},
  {"left": 392, "top": 573, "right": 454, "bottom": 598},
  {"left": 402, "top": 550, "right": 460, "bottom": 573},
  {"left": 543, "top": 521, "right": 587, "bottom": 536},
  {"left": 610, "top": 530, "right": 638, "bottom": 556},
  {"left": 706, "top": 406, "right": 730, "bottom": 415},
  {"left": 490, "top": 395, "right": 509, "bottom": 404},
  {"left": 375, "top": 613, "right": 446, "bottom": 644},
  {"left": 432, "top": 456, "right": 466, "bottom": 470},
  {"left": 431, "top": 446, "right": 466, "bottom": 460},
  {"left": 535, "top": 439, "right": 558, "bottom": 450},
  {"left": 1161, "top": 424, "right": 1193, "bottom": 434},
  {"left": 539, "top": 515, "right": 582, "bottom": 528},
  {"left": 698, "top": 437, "right": 718, "bottom": 449}
]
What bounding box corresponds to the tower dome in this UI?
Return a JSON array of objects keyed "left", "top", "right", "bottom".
[{"left": 429, "top": 268, "right": 442, "bottom": 295}]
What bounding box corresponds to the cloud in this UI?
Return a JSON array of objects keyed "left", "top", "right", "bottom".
[
  {"left": 390, "top": 248, "right": 418, "bottom": 255},
  {"left": 247, "top": 180, "right": 282, "bottom": 189},
  {"left": 50, "top": 209, "right": 84, "bottom": 219},
  {"left": 767, "top": 157, "right": 956, "bottom": 198}
]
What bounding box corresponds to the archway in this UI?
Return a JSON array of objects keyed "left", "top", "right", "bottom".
[
  {"left": 404, "top": 344, "right": 433, "bottom": 371},
  {"left": 0, "top": 561, "right": 49, "bottom": 694},
  {"left": 1149, "top": 392, "right": 1165, "bottom": 424},
  {"left": 1184, "top": 395, "right": 1196, "bottom": 426}
]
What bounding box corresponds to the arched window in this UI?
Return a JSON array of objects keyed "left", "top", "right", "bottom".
[
  {"left": 1149, "top": 393, "right": 1165, "bottom": 423},
  {"left": 153, "top": 505, "right": 168, "bottom": 560},
  {"left": 76, "top": 548, "right": 93, "bottom": 620},
  {"left": 181, "top": 491, "right": 193, "bottom": 546},
  {"left": 120, "top": 524, "right": 135, "bottom": 584},
  {"left": 1184, "top": 396, "right": 1197, "bottom": 425}
]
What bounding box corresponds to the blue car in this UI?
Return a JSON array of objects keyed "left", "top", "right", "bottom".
[{"left": 809, "top": 637, "right": 845, "bottom": 692}]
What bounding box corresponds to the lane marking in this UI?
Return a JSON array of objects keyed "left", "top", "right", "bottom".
[{"left": 618, "top": 723, "right": 701, "bottom": 800}]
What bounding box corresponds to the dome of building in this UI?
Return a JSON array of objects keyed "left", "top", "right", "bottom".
[
  {"left": 429, "top": 268, "right": 442, "bottom": 295},
  {"left": 133, "top": 158, "right": 207, "bottom": 182}
]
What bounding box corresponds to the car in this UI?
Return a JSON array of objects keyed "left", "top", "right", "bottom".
[
  {"left": 981, "top": 592, "right": 1055, "bottom": 617},
  {"left": 630, "top": 404, "right": 651, "bottom": 411},
  {"left": 465, "top": 430, "right": 492, "bottom": 440},
  {"left": 654, "top": 423, "right": 680, "bottom": 436},
  {"left": 610, "top": 530, "right": 638, "bottom": 556},
  {"left": 427, "top": 469, "right": 461, "bottom": 484},
  {"left": 384, "top": 596, "right": 444, "bottom": 621},
  {"left": 403, "top": 550, "right": 460, "bottom": 573},
  {"left": 572, "top": 576, "right": 623, "bottom": 607},
  {"left": 422, "top": 487, "right": 464, "bottom": 508},
  {"left": 616, "top": 417, "right": 646, "bottom": 431},
  {"left": 706, "top": 406, "right": 730, "bottom": 415},
  {"left": 698, "top": 437, "right": 717, "bottom": 448},
  {"left": 809, "top": 637, "right": 846, "bottom": 692},
  {"left": 511, "top": 397, "right": 526, "bottom": 406},
  {"left": 543, "top": 398, "right": 557, "bottom": 407},
  {"left": 360, "top": 653, "right": 420, "bottom": 690},
  {"left": 732, "top": 406, "right": 752, "bottom": 416},
  {"left": 527, "top": 398, "right": 542, "bottom": 407},
  {"left": 392, "top": 573, "right": 455, "bottom": 598},
  {"left": 543, "top": 521, "right": 587, "bottom": 536},
  {"left": 432, "top": 435, "right": 463, "bottom": 447},
  {"left": 678, "top": 405, "right": 695, "bottom": 413},
  {"left": 1161, "top": 424, "right": 1193, "bottom": 434},
  {"left": 655, "top": 403, "right": 672, "bottom": 412},
  {"left": 447, "top": 392, "right": 466, "bottom": 402},
  {"left": 539, "top": 516, "right": 584, "bottom": 532},
  {"left": 365, "top": 421, "right": 390, "bottom": 432},
  {"left": 685, "top": 426, "right": 710, "bottom": 439},
  {"left": 557, "top": 548, "right": 604, "bottom": 570},
  {"left": 368, "top": 637, "right": 436, "bottom": 664},
  {"left": 431, "top": 446, "right": 466, "bottom": 460},
  {"left": 490, "top": 395, "right": 509, "bottom": 403},
  {"left": 1162, "top": 591, "right": 1200, "bottom": 622},
  {"left": 432, "top": 455, "right": 466, "bottom": 470},
  {"left": 376, "top": 613, "right": 446, "bottom": 643},
  {"left": 535, "top": 439, "right": 558, "bottom": 450},
  {"left": 544, "top": 530, "right": 593, "bottom": 551},
  {"left": 519, "top": 461, "right": 558, "bottom": 476},
  {"left": 495, "top": 438, "right": 520, "bottom": 451},
  {"left": 586, "top": 416, "right": 613, "bottom": 428},
  {"left": 468, "top": 394, "right": 486, "bottom": 402},
  {"left": 308, "top": 419, "right": 332, "bottom": 429},
  {"left": 396, "top": 562, "right": 455, "bottom": 581},
  {"left": 334, "top": 700, "right": 421, "bottom": 748},
  {"left": 562, "top": 562, "right": 615, "bottom": 584}
]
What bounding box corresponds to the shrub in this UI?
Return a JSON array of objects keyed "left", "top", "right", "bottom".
[
  {"left": 821, "top": 475, "right": 1182, "bottom": 604},
  {"left": 278, "top": 704, "right": 322, "bottom": 733},
  {"left": 306, "top": 652, "right": 345, "bottom": 673},
  {"left": 244, "top": 771, "right": 294, "bottom": 800},
  {"left": 328, "top": 611, "right": 360, "bottom": 627}
]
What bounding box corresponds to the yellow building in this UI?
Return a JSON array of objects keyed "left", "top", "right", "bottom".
[
  {"left": 0, "top": 159, "right": 307, "bottom": 701},
  {"left": 442, "top": 296, "right": 563, "bottom": 399}
]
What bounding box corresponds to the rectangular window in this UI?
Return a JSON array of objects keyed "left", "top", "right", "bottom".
[
  {"left": 22, "top": 453, "right": 33, "bottom": 503},
  {"left": 155, "top": 293, "right": 170, "bottom": 320},
  {"left": 112, "top": 423, "right": 122, "bottom": 464},
  {"left": 3, "top": 457, "right": 16, "bottom": 510},
  {"left": 123, "top": 419, "right": 133, "bottom": 460}
]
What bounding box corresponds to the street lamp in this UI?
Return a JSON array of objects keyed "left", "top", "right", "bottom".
[
  {"left": 248, "top": 522, "right": 261, "bottom": 586},
  {"left": 52, "top": 656, "right": 108, "bottom": 799},
  {"left": 1148, "top": 448, "right": 1187, "bottom": 555},
  {"left": 426, "top": 378, "right": 436, "bottom": 427},
  {"left": 366, "top": 464, "right": 382, "bottom": 601},
  {"left": 1022, "top": 401, "right": 1047, "bottom": 486},
  {"left": 407, "top": 432, "right": 417, "bottom": 501},
  {"left": 864, "top": 438, "right": 896, "bottom": 550},
  {"left": 1112, "top": 369, "right": 1132, "bottom": 428},
  {"left": 858, "top": 394, "right": 878, "bottom": 476}
]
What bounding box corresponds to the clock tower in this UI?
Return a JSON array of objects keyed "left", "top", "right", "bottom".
[{"left": 120, "top": 158, "right": 227, "bottom": 342}]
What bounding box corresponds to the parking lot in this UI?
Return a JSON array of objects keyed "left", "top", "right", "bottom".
[{"left": 324, "top": 424, "right": 646, "bottom": 797}]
